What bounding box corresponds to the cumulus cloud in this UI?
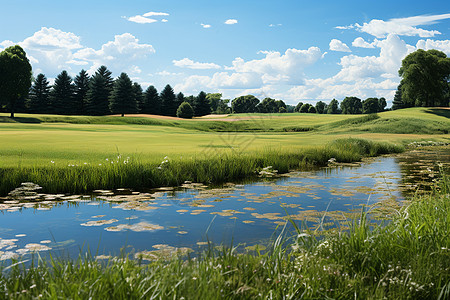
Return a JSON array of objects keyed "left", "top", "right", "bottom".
[
  {"left": 329, "top": 39, "right": 351, "bottom": 52},
  {"left": 127, "top": 16, "right": 158, "bottom": 24},
  {"left": 225, "top": 19, "right": 238, "bottom": 25},
  {"left": 200, "top": 23, "right": 211, "bottom": 29},
  {"left": 143, "top": 12, "right": 169, "bottom": 17},
  {"left": 338, "top": 13, "right": 450, "bottom": 38},
  {"left": 173, "top": 58, "right": 221, "bottom": 69},
  {"left": 352, "top": 37, "right": 375, "bottom": 48},
  {"left": 416, "top": 39, "right": 450, "bottom": 55}
]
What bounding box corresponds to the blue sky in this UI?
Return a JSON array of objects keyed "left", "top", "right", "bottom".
[{"left": 1, "top": 0, "right": 449, "bottom": 106}]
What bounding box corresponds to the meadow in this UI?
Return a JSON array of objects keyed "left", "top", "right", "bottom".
[{"left": 0, "top": 107, "right": 448, "bottom": 195}]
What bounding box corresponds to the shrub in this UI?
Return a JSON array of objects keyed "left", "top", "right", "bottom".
[{"left": 176, "top": 102, "right": 194, "bottom": 119}]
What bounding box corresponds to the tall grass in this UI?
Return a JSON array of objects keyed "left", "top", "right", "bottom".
[
  {"left": 0, "top": 138, "right": 404, "bottom": 196},
  {"left": 1, "top": 172, "right": 447, "bottom": 299}
]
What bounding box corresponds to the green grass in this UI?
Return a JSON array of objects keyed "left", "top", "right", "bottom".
[{"left": 1, "top": 173, "right": 448, "bottom": 299}]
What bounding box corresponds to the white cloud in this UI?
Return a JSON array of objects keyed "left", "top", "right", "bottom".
[
  {"left": 416, "top": 39, "right": 450, "bottom": 55},
  {"left": 173, "top": 58, "right": 221, "bottom": 69},
  {"left": 352, "top": 37, "right": 375, "bottom": 48},
  {"left": 0, "top": 40, "right": 15, "bottom": 51},
  {"left": 338, "top": 14, "right": 450, "bottom": 38},
  {"left": 269, "top": 24, "right": 282, "bottom": 27},
  {"left": 225, "top": 19, "right": 238, "bottom": 25},
  {"left": 127, "top": 15, "right": 157, "bottom": 24},
  {"left": 143, "top": 12, "right": 169, "bottom": 17},
  {"left": 200, "top": 23, "right": 211, "bottom": 29},
  {"left": 329, "top": 39, "right": 351, "bottom": 52},
  {"left": 161, "top": 19, "right": 168, "bottom": 23}
]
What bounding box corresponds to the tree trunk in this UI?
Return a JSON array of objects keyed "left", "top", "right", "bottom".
[
  {"left": 121, "top": 113, "right": 124, "bottom": 117},
  {"left": 10, "top": 111, "right": 14, "bottom": 118}
]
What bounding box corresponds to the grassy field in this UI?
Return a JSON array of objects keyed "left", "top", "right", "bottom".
[
  {"left": 1, "top": 174, "right": 448, "bottom": 299},
  {"left": 0, "top": 107, "right": 448, "bottom": 195}
]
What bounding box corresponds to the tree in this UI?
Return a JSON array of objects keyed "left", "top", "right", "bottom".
[
  {"left": 362, "top": 98, "right": 379, "bottom": 114},
  {"left": 160, "top": 84, "right": 177, "bottom": 116},
  {"left": 176, "top": 101, "right": 194, "bottom": 119},
  {"left": 392, "top": 84, "right": 404, "bottom": 110},
  {"left": 176, "top": 92, "right": 185, "bottom": 110},
  {"left": 378, "top": 97, "right": 387, "bottom": 112},
  {"left": 231, "top": 95, "right": 259, "bottom": 113},
  {"left": 50, "top": 70, "right": 75, "bottom": 114},
  {"left": 27, "top": 73, "right": 50, "bottom": 113},
  {"left": 327, "top": 99, "right": 340, "bottom": 114},
  {"left": 299, "top": 103, "right": 311, "bottom": 113},
  {"left": 216, "top": 99, "right": 231, "bottom": 114},
  {"left": 294, "top": 102, "right": 304, "bottom": 112},
  {"left": 315, "top": 101, "right": 326, "bottom": 114},
  {"left": 257, "top": 98, "right": 278, "bottom": 113},
  {"left": 109, "top": 73, "right": 136, "bottom": 117},
  {"left": 193, "top": 91, "right": 211, "bottom": 116},
  {"left": 341, "top": 97, "right": 362, "bottom": 114},
  {"left": 206, "top": 93, "right": 222, "bottom": 113},
  {"left": 132, "top": 82, "right": 144, "bottom": 113},
  {"left": 308, "top": 105, "right": 317, "bottom": 113},
  {"left": 86, "top": 66, "right": 114, "bottom": 115},
  {"left": 0, "top": 45, "right": 32, "bottom": 118},
  {"left": 73, "top": 70, "right": 90, "bottom": 115},
  {"left": 399, "top": 49, "right": 450, "bottom": 107},
  {"left": 142, "top": 85, "right": 161, "bottom": 115}
]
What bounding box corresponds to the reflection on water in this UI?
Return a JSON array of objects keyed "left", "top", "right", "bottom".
[{"left": 0, "top": 148, "right": 448, "bottom": 261}]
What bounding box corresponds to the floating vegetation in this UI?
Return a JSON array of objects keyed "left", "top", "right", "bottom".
[
  {"left": 0, "top": 251, "right": 19, "bottom": 261},
  {"left": 196, "top": 242, "right": 208, "bottom": 246},
  {"left": 190, "top": 210, "right": 206, "bottom": 215},
  {"left": 244, "top": 244, "right": 267, "bottom": 251},
  {"left": 177, "top": 231, "right": 188, "bottom": 235},
  {"left": 176, "top": 209, "right": 189, "bottom": 213},
  {"left": 95, "top": 255, "right": 112, "bottom": 260},
  {"left": 259, "top": 166, "right": 278, "bottom": 178},
  {"left": 24, "top": 243, "right": 51, "bottom": 251},
  {"left": 135, "top": 244, "right": 193, "bottom": 261},
  {"left": 242, "top": 220, "right": 254, "bottom": 224},
  {"left": 81, "top": 219, "right": 118, "bottom": 227},
  {"left": 251, "top": 212, "right": 282, "bottom": 220},
  {"left": 112, "top": 201, "right": 158, "bottom": 211},
  {"left": 105, "top": 222, "right": 164, "bottom": 232}
]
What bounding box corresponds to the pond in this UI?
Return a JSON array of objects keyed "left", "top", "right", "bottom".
[{"left": 0, "top": 148, "right": 448, "bottom": 261}]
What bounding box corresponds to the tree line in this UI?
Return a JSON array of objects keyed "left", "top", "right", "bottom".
[{"left": 1, "top": 45, "right": 448, "bottom": 118}]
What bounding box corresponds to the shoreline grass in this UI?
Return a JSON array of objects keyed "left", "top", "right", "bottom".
[
  {"left": 0, "top": 138, "right": 404, "bottom": 196},
  {"left": 1, "top": 171, "right": 448, "bottom": 299}
]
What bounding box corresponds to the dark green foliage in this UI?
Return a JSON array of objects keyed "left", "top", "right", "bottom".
[
  {"left": 315, "top": 101, "right": 326, "bottom": 114},
  {"left": 378, "top": 97, "right": 386, "bottom": 112},
  {"left": 231, "top": 95, "right": 259, "bottom": 113},
  {"left": 279, "top": 106, "right": 287, "bottom": 113},
  {"left": 177, "top": 101, "right": 194, "bottom": 119},
  {"left": 392, "top": 84, "right": 404, "bottom": 110},
  {"left": 193, "top": 91, "right": 211, "bottom": 116},
  {"left": 176, "top": 92, "right": 185, "bottom": 111},
  {"left": 27, "top": 73, "right": 50, "bottom": 114},
  {"left": 73, "top": 70, "right": 90, "bottom": 115},
  {"left": 132, "top": 83, "right": 144, "bottom": 113},
  {"left": 308, "top": 105, "right": 316, "bottom": 113},
  {"left": 286, "top": 105, "right": 295, "bottom": 113},
  {"left": 216, "top": 99, "right": 231, "bottom": 114},
  {"left": 341, "top": 97, "right": 362, "bottom": 114},
  {"left": 399, "top": 49, "right": 450, "bottom": 107},
  {"left": 206, "top": 93, "right": 221, "bottom": 113},
  {"left": 299, "top": 103, "right": 311, "bottom": 113},
  {"left": 257, "top": 98, "right": 283, "bottom": 113},
  {"left": 160, "top": 84, "right": 177, "bottom": 116},
  {"left": 294, "top": 102, "right": 303, "bottom": 112},
  {"left": 142, "top": 85, "right": 161, "bottom": 115},
  {"left": 86, "top": 66, "right": 114, "bottom": 115},
  {"left": 327, "top": 99, "right": 340, "bottom": 114},
  {"left": 109, "top": 73, "right": 136, "bottom": 117},
  {"left": 0, "top": 45, "right": 32, "bottom": 118},
  {"left": 50, "top": 70, "right": 75, "bottom": 115},
  {"left": 362, "top": 98, "right": 379, "bottom": 114}
]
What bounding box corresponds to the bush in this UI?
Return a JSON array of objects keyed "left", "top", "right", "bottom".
[{"left": 176, "top": 102, "right": 194, "bottom": 119}]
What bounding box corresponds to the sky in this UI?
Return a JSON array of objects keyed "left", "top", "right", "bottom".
[{"left": 0, "top": 0, "right": 449, "bottom": 106}]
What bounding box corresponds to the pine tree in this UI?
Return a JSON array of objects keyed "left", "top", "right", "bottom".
[
  {"left": 132, "top": 83, "right": 144, "bottom": 113},
  {"left": 142, "top": 85, "right": 161, "bottom": 114},
  {"left": 160, "top": 84, "right": 177, "bottom": 116},
  {"left": 176, "top": 92, "right": 185, "bottom": 110},
  {"left": 109, "top": 73, "right": 136, "bottom": 117},
  {"left": 392, "top": 84, "right": 404, "bottom": 110},
  {"left": 73, "top": 70, "right": 90, "bottom": 115},
  {"left": 193, "top": 91, "right": 211, "bottom": 116},
  {"left": 27, "top": 73, "right": 50, "bottom": 113},
  {"left": 50, "top": 70, "right": 74, "bottom": 114},
  {"left": 86, "top": 66, "right": 114, "bottom": 115}
]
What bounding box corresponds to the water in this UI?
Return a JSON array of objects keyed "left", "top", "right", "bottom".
[{"left": 0, "top": 148, "right": 448, "bottom": 261}]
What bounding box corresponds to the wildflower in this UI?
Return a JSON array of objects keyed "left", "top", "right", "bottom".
[{"left": 50, "top": 161, "right": 55, "bottom": 164}]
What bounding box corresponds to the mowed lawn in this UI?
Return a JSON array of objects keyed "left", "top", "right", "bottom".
[{"left": 0, "top": 107, "right": 448, "bottom": 168}]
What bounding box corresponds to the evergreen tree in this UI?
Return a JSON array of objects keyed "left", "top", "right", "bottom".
[
  {"left": 392, "top": 85, "right": 404, "bottom": 110},
  {"left": 176, "top": 92, "right": 185, "bottom": 110},
  {"left": 132, "top": 82, "right": 144, "bottom": 113},
  {"left": 160, "top": 84, "right": 177, "bottom": 116},
  {"left": 109, "top": 73, "right": 136, "bottom": 117},
  {"left": 86, "top": 66, "right": 114, "bottom": 115},
  {"left": 27, "top": 73, "right": 50, "bottom": 113},
  {"left": 73, "top": 70, "right": 90, "bottom": 115},
  {"left": 193, "top": 91, "right": 211, "bottom": 116},
  {"left": 50, "top": 70, "right": 74, "bottom": 114},
  {"left": 142, "top": 85, "right": 161, "bottom": 115},
  {"left": 327, "top": 99, "right": 339, "bottom": 114}
]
